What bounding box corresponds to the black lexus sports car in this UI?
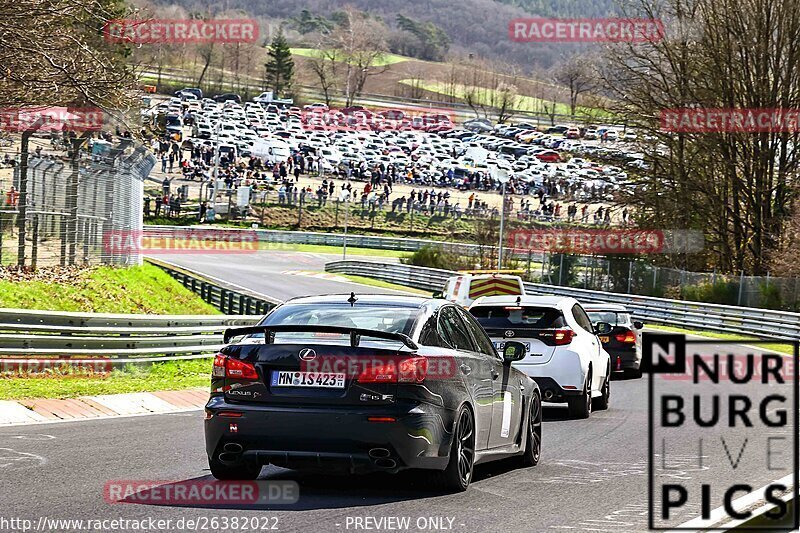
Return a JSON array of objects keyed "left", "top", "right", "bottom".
[{"left": 205, "top": 294, "right": 541, "bottom": 491}]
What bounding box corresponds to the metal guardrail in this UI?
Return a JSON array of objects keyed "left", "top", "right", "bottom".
[
  {"left": 0, "top": 259, "right": 278, "bottom": 362},
  {"left": 143, "top": 225, "right": 542, "bottom": 260},
  {"left": 145, "top": 256, "right": 281, "bottom": 315},
  {"left": 0, "top": 308, "right": 260, "bottom": 360},
  {"left": 325, "top": 260, "right": 800, "bottom": 342}
]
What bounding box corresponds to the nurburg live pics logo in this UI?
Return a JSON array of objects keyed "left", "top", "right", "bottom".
[{"left": 643, "top": 333, "right": 799, "bottom": 530}]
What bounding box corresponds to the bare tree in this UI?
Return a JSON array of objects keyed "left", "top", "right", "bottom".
[
  {"left": 0, "top": 0, "right": 135, "bottom": 112},
  {"left": 196, "top": 42, "right": 216, "bottom": 87},
  {"left": 552, "top": 56, "right": 597, "bottom": 117},
  {"left": 495, "top": 82, "right": 518, "bottom": 123},
  {"left": 328, "top": 7, "right": 389, "bottom": 106},
  {"left": 602, "top": 0, "right": 800, "bottom": 274},
  {"left": 307, "top": 48, "right": 340, "bottom": 106}
]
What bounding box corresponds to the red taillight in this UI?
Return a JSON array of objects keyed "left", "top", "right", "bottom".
[
  {"left": 553, "top": 329, "right": 574, "bottom": 346},
  {"left": 357, "top": 357, "right": 428, "bottom": 384},
  {"left": 212, "top": 353, "right": 226, "bottom": 377},
  {"left": 615, "top": 330, "right": 637, "bottom": 344},
  {"left": 398, "top": 357, "right": 428, "bottom": 383},
  {"left": 213, "top": 353, "right": 259, "bottom": 380}
]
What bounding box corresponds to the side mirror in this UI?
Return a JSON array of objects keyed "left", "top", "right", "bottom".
[
  {"left": 502, "top": 341, "right": 527, "bottom": 364},
  {"left": 594, "top": 321, "right": 612, "bottom": 335},
  {"left": 633, "top": 320, "right": 644, "bottom": 330},
  {"left": 432, "top": 290, "right": 443, "bottom": 299}
]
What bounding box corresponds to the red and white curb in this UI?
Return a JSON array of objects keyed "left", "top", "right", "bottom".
[
  {"left": 0, "top": 389, "right": 208, "bottom": 426},
  {"left": 280, "top": 270, "right": 351, "bottom": 282}
]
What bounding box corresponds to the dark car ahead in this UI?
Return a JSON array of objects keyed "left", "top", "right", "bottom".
[
  {"left": 584, "top": 303, "right": 644, "bottom": 378},
  {"left": 205, "top": 294, "right": 541, "bottom": 492},
  {"left": 213, "top": 93, "right": 242, "bottom": 103}
]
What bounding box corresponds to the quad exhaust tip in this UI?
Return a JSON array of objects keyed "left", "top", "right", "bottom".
[
  {"left": 368, "top": 448, "right": 391, "bottom": 459},
  {"left": 374, "top": 458, "right": 397, "bottom": 469},
  {"left": 218, "top": 452, "right": 240, "bottom": 464},
  {"left": 223, "top": 442, "right": 244, "bottom": 454},
  {"left": 219, "top": 442, "right": 244, "bottom": 463}
]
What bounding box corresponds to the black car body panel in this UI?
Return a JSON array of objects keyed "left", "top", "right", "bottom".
[
  {"left": 584, "top": 304, "right": 642, "bottom": 372},
  {"left": 204, "top": 295, "right": 538, "bottom": 476}
]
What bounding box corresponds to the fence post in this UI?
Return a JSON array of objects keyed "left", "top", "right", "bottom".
[
  {"left": 558, "top": 254, "right": 564, "bottom": 286},
  {"left": 737, "top": 270, "right": 745, "bottom": 306},
  {"left": 627, "top": 260, "right": 633, "bottom": 294},
  {"left": 527, "top": 249, "right": 531, "bottom": 278},
  {"left": 59, "top": 217, "right": 67, "bottom": 266},
  {"left": 30, "top": 214, "right": 39, "bottom": 269}
]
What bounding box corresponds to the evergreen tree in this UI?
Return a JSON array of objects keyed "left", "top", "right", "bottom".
[{"left": 264, "top": 27, "right": 295, "bottom": 97}]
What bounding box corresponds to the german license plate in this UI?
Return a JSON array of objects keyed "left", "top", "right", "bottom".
[
  {"left": 599, "top": 336, "right": 610, "bottom": 343},
  {"left": 493, "top": 341, "right": 532, "bottom": 352},
  {"left": 271, "top": 371, "right": 345, "bottom": 389}
]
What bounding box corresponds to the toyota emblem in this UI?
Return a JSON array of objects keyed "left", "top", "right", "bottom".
[
  {"left": 298, "top": 348, "right": 317, "bottom": 361},
  {"left": 505, "top": 330, "right": 515, "bottom": 338}
]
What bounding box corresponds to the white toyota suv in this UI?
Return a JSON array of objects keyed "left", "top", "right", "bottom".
[{"left": 469, "top": 295, "right": 612, "bottom": 418}]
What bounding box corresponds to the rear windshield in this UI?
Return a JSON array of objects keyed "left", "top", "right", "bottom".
[
  {"left": 469, "top": 306, "right": 566, "bottom": 329},
  {"left": 586, "top": 311, "right": 631, "bottom": 326},
  {"left": 253, "top": 303, "right": 421, "bottom": 343}
]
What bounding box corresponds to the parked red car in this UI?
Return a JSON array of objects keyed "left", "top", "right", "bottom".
[{"left": 535, "top": 150, "right": 562, "bottom": 163}]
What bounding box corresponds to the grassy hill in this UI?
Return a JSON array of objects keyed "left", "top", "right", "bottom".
[{"left": 0, "top": 264, "right": 218, "bottom": 314}]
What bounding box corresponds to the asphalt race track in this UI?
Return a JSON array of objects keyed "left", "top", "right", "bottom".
[
  {"left": 1, "top": 251, "right": 793, "bottom": 532},
  {"left": 153, "top": 250, "right": 406, "bottom": 301}
]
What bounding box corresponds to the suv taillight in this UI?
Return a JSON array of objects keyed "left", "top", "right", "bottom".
[
  {"left": 615, "top": 330, "right": 637, "bottom": 344},
  {"left": 213, "top": 353, "right": 259, "bottom": 380},
  {"left": 357, "top": 357, "right": 428, "bottom": 384},
  {"left": 553, "top": 329, "right": 574, "bottom": 345},
  {"left": 539, "top": 328, "right": 574, "bottom": 346}
]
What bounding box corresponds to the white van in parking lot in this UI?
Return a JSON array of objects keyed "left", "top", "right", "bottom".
[{"left": 469, "top": 295, "right": 612, "bottom": 419}]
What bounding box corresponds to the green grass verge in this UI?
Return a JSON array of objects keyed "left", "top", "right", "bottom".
[
  {"left": 0, "top": 359, "right": 212, "bottom": 400},
  {"left": 647, "top": 324, "right": 794, "bottom": 355},
  {"left": 0, "top": 264, "right": 219, "bottom": 314},
  {"left": 291, "top": 47, "right": 409, "bottom": 66},
  {"left": 398, "top": 79, "right": 609, "bottom": 118}
]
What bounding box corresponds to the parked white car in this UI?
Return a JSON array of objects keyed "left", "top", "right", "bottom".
[{"left": 469, "top": 295, "right": 612, "bottom": 418}]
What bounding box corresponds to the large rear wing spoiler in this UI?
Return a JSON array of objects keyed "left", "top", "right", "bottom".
[{"left": 223, "top": 324, "right": 419, "bottom": 350}]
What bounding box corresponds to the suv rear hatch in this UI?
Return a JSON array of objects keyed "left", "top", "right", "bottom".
[{"left": 470, "top": 305, "right": 569, "bottom": 365}]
